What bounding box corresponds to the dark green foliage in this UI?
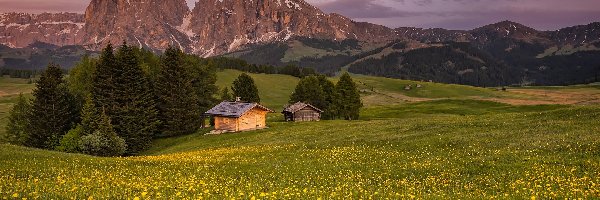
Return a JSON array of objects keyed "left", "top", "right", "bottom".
[
  {"left": 112, "top": 43, "right": 160, "bottom": 154},
  {"left": 5, "top": 93, "right": 31, "bottom": 145},
  {"left": 79, "top": 110, "right": 126, "bottom": 157},
  {"left": 0, "top": 69, "right": 39, "bottom": 79},
  {"left": 67, "top": 55, "right": 97, "bottom": 97},
  {"left": 232, "top": 73, "right": 260, "bottom": 103},
  {"left": 56, "top": 125, "right": 83, "bottom": 153},
  {"left": 335, "top": 73, "right": 362, "bottom": 120},
  {"left": 80, "top": 95, "right": 100, "bottom": 136},
  {"left": 156, "top": 47, "right": 202, "bottom": 137},
  {"left": 91, "top": 43, "right": 159, "bottom": 154},
  {"left": 288, "top": 75, "right": 340, "bottom": 120},
  {"left": 27, "top": 63, "right": 79, "bottom": 149},
  {"left": 290, "top": 76, "right": 325, "bottom": 109},
  {"left": 184, "top": 54, "right": 218, "bottom": 113},
  {"left": 317, "top": 76, "right": 338, "bottom": 120},
  {"left": 348, "top": 42, "right": 517, "bottom": 87},
  {"left": 220, "top": 87, "right": 232, "bottom": 102}
]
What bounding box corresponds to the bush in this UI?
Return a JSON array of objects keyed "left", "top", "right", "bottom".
[
  {"left": 55, "top": 125, "right": 83, "bottom": 153},
  {"left": 80, "top": 130, "right": 126, "bottom": 157}
]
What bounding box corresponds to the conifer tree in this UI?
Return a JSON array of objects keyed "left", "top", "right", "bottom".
[
  {"left": 113, "top": 43, "right": 160, "bottom": 154},
  {"left": 335, "top": 72, "right": 363, "bottom": 120},
  {"left": 5, "top": 93, "right": 31, "bottom": 145},
  {"left": 232, "top": 73, "right": 260, "bottom": 102},
  {"left": 92, "top": 44, "right": 119, "bottom": 114},
  {"left": 156, "top": 46, "right": 201, "bottom": 137},
  {"left": 184, "top": 54, "right": 218, "bottom": 112},
  {"left": 317, "top": 75, "right": 338, "bottom": 120},
  {"left": 28, "top": 63, "right": 79, "bottom": 149},
  {"left": 220, "top": 87, "right": 232, "bottom": 101},
  {"left": 290, "top": 76, "right": 325, "bottom": 108}
]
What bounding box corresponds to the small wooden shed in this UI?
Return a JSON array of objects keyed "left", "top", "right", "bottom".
[
  {"left": 282, "top": 102, "right": 323, "bottom": 122},
  {"left": 204, "top": 101, "right": 274, "bottom": 132}
]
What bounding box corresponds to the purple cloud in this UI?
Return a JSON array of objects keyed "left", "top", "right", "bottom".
[{"left": 1, "top": 0, "right": 599, "bottom": 30}]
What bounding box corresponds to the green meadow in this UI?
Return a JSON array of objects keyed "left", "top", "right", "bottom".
[{"left": 1, "top": 71, "right": 599, "bottom": 199}]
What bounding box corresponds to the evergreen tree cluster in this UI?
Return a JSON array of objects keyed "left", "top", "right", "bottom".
[
  {"left": 204, "top": 56, "right": 317, "bottom": 78},
  {"left": 5, "top": 43, "right": 218, "bottom": 156},
  {"left": 289, "top": 72, "right": 362, "bottom": 120}
]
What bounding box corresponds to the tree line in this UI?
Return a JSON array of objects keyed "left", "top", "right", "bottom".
[
  {"left": 288, "top": 73, "right": 363, "bottom": 120},
  {"left": 5, "top": 43, "right": 219, "bottom": 156},
  {"left": 204, "top": 57, "right": 317, "bottom": 78}
]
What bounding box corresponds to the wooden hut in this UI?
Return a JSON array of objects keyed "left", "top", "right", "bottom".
[
  {"left": 204, "top": 101, "right": 274, "bottom": 132},
  {"left": 282, "top": 102, "right": 323, "bottom": 122}
]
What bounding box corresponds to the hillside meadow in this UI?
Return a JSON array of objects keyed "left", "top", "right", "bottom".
[{"left": 1, "top": 72, "right": 600, "bottom": 199}]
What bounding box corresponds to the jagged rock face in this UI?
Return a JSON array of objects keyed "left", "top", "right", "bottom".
[
  {"left": 82, "top": 0, "right": 191, "bottom": 51},
  {"left": 1, "top": 0, "right": 599, "bottom": 57},
  {"left": 0, "top": 13, "right": 84, "bottom": 48},
  {"left": 187, "top": 0, "right": 398, "bottom": 56}
]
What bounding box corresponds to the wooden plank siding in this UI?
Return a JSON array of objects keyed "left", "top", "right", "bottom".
[
  {"left": 293, "top": 107, "right": 321, "bottom": 122},
  {"left": 214, "top": 107, "right": 269, "bottom": 132}
]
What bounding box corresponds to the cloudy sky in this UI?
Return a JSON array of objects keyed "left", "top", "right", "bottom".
[{"left": 0, "top": 0, "right": 599, "bottom": 30}]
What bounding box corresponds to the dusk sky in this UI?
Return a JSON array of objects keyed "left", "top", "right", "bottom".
[{"left": 0, "top": 0, "right": 599, "bottom": 30}]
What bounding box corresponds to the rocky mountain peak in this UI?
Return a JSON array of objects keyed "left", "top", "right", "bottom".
[{"left": 82, "top": 0, "right": 190, "bottom": 50}]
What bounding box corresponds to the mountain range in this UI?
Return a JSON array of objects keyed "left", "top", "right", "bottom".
[{"left": 1, "top": 0, "right": 599, "bottom": 86}]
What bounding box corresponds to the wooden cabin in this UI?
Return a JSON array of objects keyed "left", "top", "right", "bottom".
[
  {"left": 282, "top": 102, "right": 323, "bottom": 122},
  {"left": 205, "top": 101, "right": 274, "bottom": 132}
]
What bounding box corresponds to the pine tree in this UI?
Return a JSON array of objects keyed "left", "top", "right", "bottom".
[
  {"left": 335, "top": 72, "right": 362, "bottom": 120},
  {"left": 156, "top": 46, "right": 202, "bottom": 137},
  {"left": 113, "top": 43, "right": 160, "bottom": 154},
  {"left": 184, "top": 54, "right": 218, "bottom": 112},
  {"left": 5, "top": 93, "right": 31, "bottom": 145},
  {"left": 220, "top": 87, "right": 232, "bottom": 101},
  {"left": 290, "top": 76, "right": 325, "bottom": 108},
  {"left": 317, "top": 75, "right": 338, "bottom": 120},
  {"left": 232, "top": 73, "right": 260, "bottom": 102},
  {"left": 80, "top": 94, "right": 100, "bottom": 136},
  {"left": 28, "top": 63, "right": 79, "bottom": 149},
  {"left": 92, "top": 44, "right": 119, "bottom": 115}
]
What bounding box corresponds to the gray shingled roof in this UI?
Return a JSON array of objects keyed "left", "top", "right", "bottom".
[
  {"left": 283, "top": 102, "right": 323, "bottom": 113},
  {"left": 205, "top": 101, "right": 274, "bottom": 118}
]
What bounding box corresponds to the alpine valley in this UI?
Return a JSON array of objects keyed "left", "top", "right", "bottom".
[{"left": 1, "top": 0, "right": 599, "bottom": 86}]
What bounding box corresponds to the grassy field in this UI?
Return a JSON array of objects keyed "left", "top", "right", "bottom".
[{"left": 1, "top": 71, "right": 600, "bottom": 199}]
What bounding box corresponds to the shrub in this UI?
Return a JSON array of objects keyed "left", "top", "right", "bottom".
[
  {"left": 55, "top": 125, "right": 83, "bottom": 153},
  {"left": 79, "top": 131, "right": 126, "bottom": 157}
]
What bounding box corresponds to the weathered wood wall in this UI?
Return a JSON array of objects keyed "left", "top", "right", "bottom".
[
  {"left": 293, "top": 107, "right": 321, "bottom": 122},
  {"left": 214, "top": 107, "right": 269, "bottom": 132}
]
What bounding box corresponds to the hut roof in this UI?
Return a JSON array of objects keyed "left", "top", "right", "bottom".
[
  {"left": 283, "top": 102, "right": 323, "bottom": 113},
  {"left": 205, "top": 101, "right": 274, "bottom": 118}
]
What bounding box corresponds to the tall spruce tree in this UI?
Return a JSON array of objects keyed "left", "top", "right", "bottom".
[
  {"left": 113, "top": 43, "right": 160, "bottom": 154},
  {"left": 335, "top": 72, "right": 362, "bottom": 120},
  {"left": 156, "top": 46, "right": 202, "bottom": 137},
  {"left": 28, "top": 63, "right": 79, "bottom": 149},
  {"left": 5, "top": 93, "right": 31, "bottom": 145},
  {"left": 232, "top": 73, "right": 260, "bottom": 102}
]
